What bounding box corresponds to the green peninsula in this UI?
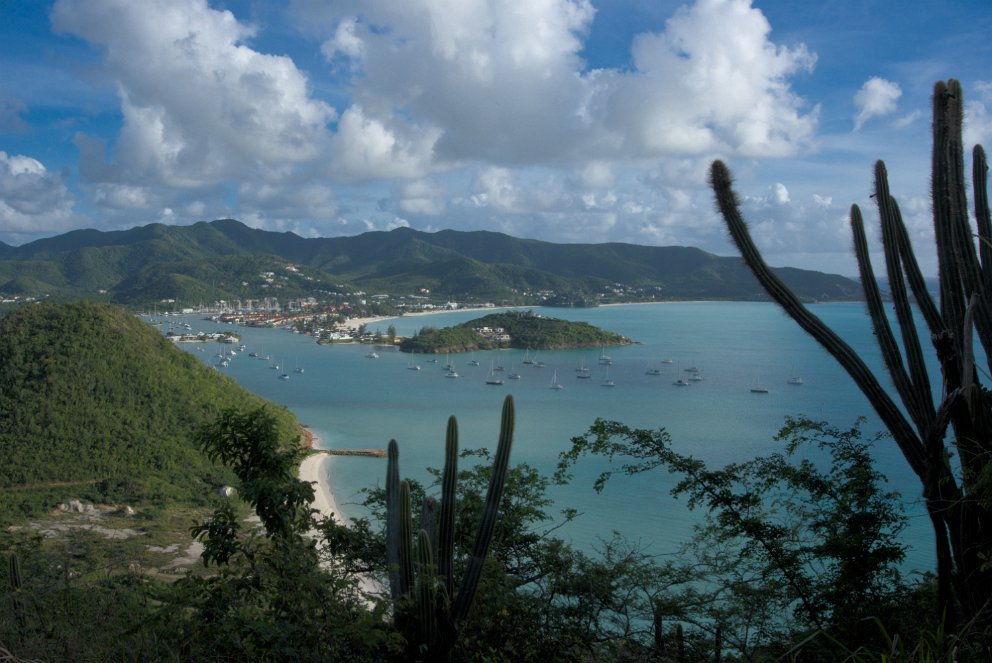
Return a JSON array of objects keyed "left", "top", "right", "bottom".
[{"left": 399, "top": 310, "right": 631, "bottom": 354}]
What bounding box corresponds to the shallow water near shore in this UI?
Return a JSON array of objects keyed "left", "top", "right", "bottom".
[{"left": 165, "top": 301, "right": 939, "bottom": 574}]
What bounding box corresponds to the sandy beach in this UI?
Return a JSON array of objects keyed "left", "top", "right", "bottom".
[
  {"left": 298, "top": 434, "right": 382, "bottom": 597},
  {"left": 298, "top": 447, "right": 351, "bottom": 526}
]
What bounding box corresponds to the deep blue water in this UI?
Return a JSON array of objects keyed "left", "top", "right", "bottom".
[{"left": 164, "top": 302, "right": 939, "bottom": 574}]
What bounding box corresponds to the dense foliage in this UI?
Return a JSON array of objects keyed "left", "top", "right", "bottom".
[
  {"left": 400, "top": 310, "right": 630, "bottom": 353},
  {"left": 0, "top": 301, "right": 298, "bottom": 511},
  {"left": 398, "top": 324, "right": 486, "bottom": 354},
  {"left": 0, "top": 396, "right": 954, "bottom": 661}
]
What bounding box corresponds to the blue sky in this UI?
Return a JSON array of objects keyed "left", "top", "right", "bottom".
[{"left": 1, "top": 0, "right": 990, "bottom": 276}]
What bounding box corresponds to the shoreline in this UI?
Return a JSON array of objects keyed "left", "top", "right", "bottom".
[
  {"left": 298, "top": 430, "right": 382, "bottom": 598},
  {"left": 345, "top": 306, "right": 515, "bottom": 332},
  {"left": 297, "top": 432, "right": 352, "bottom": 526}
]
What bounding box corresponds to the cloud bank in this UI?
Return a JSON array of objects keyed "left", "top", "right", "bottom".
[{"left": 6, "top": 0, "right": 985, "bottom": 275}]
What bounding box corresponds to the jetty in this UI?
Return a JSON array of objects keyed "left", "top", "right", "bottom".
[{"left": 319, "top": 448, "right": 388, "bottom": 458}]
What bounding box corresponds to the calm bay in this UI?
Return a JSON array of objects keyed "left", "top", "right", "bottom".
[{"left": 167, "top": 301, "right": 937, "bottom": 574}]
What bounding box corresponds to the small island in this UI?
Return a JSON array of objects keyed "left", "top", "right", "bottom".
[{"left": 399, "top": 310, "right": 631, "bottom": 354}]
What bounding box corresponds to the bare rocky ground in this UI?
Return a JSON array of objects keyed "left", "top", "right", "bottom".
[{"left": 8, "top": 499, "right": 205, "bottom": 578}]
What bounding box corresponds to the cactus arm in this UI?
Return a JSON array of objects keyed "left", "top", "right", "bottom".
[
  {"left": 420, "top": 496, "right": 438, "bottom": 551},
  {"left": 710, "top": 161, "right": 927, "bottom": 479},
  {"left": 974, "top": 145, "right": 992, "bottom": 287},
  {"left": 453, "top": 395, "right": 515, "bottom": 625},
  {"left": 8, "top": 552, "right": 26, "bottom": 631},
  {"left": 415, "top": 529, "right": 439, "bottom": 655},
  {"left": 971, "top": 145, "right": 992, "bottom": 371},
  {"left": 890, "top": 198, "right": 944, "bottom": 335},
  {"left": 932, "top": 80, "right": 968, "bottom": 331},
  {"left": 851, "top": 201, "right": 928, "bottom": 434},
  {"left": 932, "top": 80, "right": 992, "bottom": 357},
  {"left": 399, "top": 480, "right": 414, "bottom": 598},
  {"left": 385, "top": 439, "right": 403, "bottom": 601},
  {"left": 438, "top": 416, "right": 458, "bottom": 597},
  {"left": 874, "top": 163, "right": 938, "bottom": 427},
  {"left": 8, "top": 552, "right": 21, "bottom": 592}
]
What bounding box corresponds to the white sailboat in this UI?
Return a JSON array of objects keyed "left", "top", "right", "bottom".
[
  {"left": 485, "top": 361, "right": 504, "bottom": 385},
  {"left": 549, "top": 370, "right": 564, "bottom": 390}
]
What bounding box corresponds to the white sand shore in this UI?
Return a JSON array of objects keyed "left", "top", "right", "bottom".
[
  {"left": 337, "top": 315, "right": 394, "bottom": 331},
  {"left": 298, "top": 436, "right": 381, "bottom": 597},
  {"left": 298, "top": 452, "right": 351, "bottom": 526}
]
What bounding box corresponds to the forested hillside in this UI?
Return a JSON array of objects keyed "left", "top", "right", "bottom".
[{"left": 0, "top": 301, "right": 299, "bottom": 509}]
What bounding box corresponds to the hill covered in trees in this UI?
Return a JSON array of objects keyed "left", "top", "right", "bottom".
[
  {"left": 0, "top": 219, "right": 861, "bottom": 306},
  {"left": 399, "top": 310, "right": 631, "bottom": 353},
  {"left": 0, "top": 301, "right": 300, "bottom": 511}
]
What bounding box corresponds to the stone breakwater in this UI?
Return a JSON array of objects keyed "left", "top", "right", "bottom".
[{"left": 323, "top": 448, "right": 388, "bottom": 458}]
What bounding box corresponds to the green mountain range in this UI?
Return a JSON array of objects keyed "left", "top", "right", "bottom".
[{"left": 0, "top": 219, "right": 860, "bottom": 306}]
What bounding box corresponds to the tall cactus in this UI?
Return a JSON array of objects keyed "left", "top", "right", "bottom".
[
  {"left": 385, "top": 394, "right": 515, "bottom": 658},
  {"left": 709, "top": 79, "right": 992, "bottom": 634},
  {"left": 8, "top": 552, "right": 27, "bottom": 632}
]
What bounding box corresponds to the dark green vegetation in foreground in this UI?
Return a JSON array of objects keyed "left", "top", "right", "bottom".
[
  {"left": 399, "top": 310, "right": 631, "bottom": 354},
  {"left": 710, "top": 79, "right": 992, "bottom": 651},
  {"left": 0, "top": 218, "right": 860, "bottom": 306},
  {"left": 0, "top": 301, "right": 299, "bottom": 513}
]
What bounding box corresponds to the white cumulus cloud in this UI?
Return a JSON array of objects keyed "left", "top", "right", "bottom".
[
  {"left": 853, "top": 77, "right": 901, "bottom": 130},
  {"left": 306, "top": 0, "right": 817, "bottom": 176},
  {"left": 0, "top": 152, "right": 77, "bottom": 233},
  {"left": 610, "top": 0, "right": 818, "bottom": 157},
  {"left": 52, "top": 0, "right": 335, "bottom": 189},
  {"left": 964, "top": 80, "right": 992, "bottom": 150}
]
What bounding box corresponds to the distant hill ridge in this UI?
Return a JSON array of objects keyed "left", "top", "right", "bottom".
[{"left": 0, "top": 219, "right": 861, "bottom": 305}]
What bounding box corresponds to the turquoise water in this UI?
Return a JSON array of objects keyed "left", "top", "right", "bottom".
[{"left": 166, "top": 302, "right": 937, "bottom": 573}]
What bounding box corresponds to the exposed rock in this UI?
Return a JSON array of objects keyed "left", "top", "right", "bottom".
[
  {"left": 58, "top": 499, "right": 95, "bottom": 513},
  {"left": 162, "top": 541, "right": 204, "bottom": 569}
]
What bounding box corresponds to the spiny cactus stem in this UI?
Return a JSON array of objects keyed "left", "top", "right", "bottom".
[
  {"left": 890, "top": 197, "right": 944, "bottom": 335},
  {"left": 710, "top": 161, "right": 927, "bottom": 479},
  {"left": 385, "top": 439, "right": 402, "bottom": 601},
  {"left": 852, "top": 201, "right": 929, "bottom": 436},
  {"left": 873, "top": 165, "right": 938, "bottom": 430},
  {"left": 420, "top": 496, "right": 438, "bottom": 549},
  {"left": 398, "top": 480, "right": 414, "bottom": 598},
  {"left": 932, "top": 80, "right": 971, "bottom": 342},
  {"left": 975, "top": 145, "right": 992, "bottom": 283},
  {"left": 415, "top": 529, "right": 438, "bottom": 654},
  {"left": 453, "top": 394, "right": 515, "bottom": 625},
  {"left": 8, "top": 553, "right": 22, "bottom": 592},
  {"left": 438, "top": 416, "right": 458, "bottom": 596}
]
